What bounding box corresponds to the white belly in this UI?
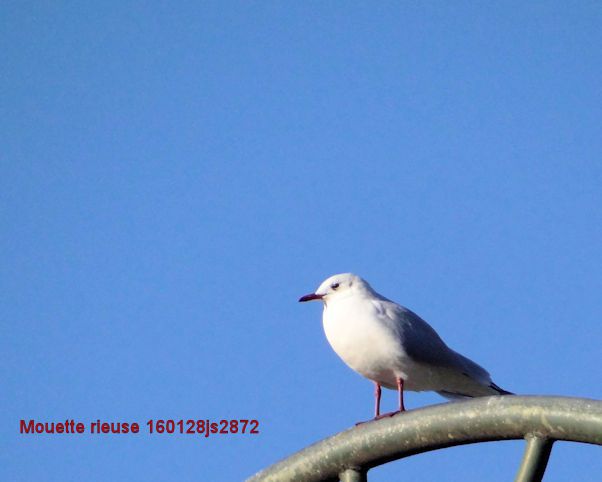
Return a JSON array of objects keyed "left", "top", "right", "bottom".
[
  {"left": 322, "top": 301, "right": 406, "bottom": 388},
  {"left": 322, "top": 301, "right": 448, "bottom": 391}
]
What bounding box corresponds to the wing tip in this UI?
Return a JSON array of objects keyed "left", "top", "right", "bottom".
[{"left": 490, "top": 382, "right": 514, "bottom": 396}]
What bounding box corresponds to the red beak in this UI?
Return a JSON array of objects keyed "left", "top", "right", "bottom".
[{"left": 298, "top": 293, "right": 324, "bottom": 302}]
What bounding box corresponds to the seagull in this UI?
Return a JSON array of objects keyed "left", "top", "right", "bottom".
[{"left": 299, "top": 273, "right": 512, "bottom": 419}]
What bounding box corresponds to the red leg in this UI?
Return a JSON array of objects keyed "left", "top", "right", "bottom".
[
  {"left": 357, "top": 379, "right": 406, "bottom": 424},
  {"left": 374, "top": 382, "right": 382, "bottom": 418},
  {"left": 397, "top": 377, "right": 405, "bottom": 412}
]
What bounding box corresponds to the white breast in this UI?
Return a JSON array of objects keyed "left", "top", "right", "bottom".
[{"left": 322, "top": 297, "right": 407, "bottom": 388}]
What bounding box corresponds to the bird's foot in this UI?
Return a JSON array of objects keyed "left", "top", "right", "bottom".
[
  {"left": 355, "top": 410, "right": 404, "bottom": 425},
  {"left": 374, "top": 410, "right": 403, "bottom": 420}
]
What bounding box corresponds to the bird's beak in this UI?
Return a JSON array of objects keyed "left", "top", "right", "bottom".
[{"left": 298, "top": 293, "right": 324, "bottom": 302}]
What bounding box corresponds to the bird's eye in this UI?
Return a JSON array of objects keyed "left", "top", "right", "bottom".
[{"left": 331, "top": 283, "right": 340, "bottom": 290}]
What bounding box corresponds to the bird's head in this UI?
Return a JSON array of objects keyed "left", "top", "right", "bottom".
[{"left": 298, "top": 273, "right": 367, "bottom": 304}]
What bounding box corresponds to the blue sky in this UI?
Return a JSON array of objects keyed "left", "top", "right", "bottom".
[{"left": 3, "top": 2, "right": 602, "bottom": 481}]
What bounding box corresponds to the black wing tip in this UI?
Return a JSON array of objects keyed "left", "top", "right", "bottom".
[{"left": 490, "top": 382, "right": 514, "bottom": 396}]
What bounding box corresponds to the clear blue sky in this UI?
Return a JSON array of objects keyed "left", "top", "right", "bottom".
[{"left": 3, "top": 2, "right": 602, "bottom": 481}]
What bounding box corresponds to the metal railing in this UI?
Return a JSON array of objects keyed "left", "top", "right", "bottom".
[{"left": 248, "top": 396, "right": 602, "bottom": 482}]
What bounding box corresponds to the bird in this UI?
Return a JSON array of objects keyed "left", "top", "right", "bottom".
[{"left": 299, "top": 273, "right": 512, "bottom": 419}]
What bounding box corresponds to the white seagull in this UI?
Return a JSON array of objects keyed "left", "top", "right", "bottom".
[{"left": 299, "top": 273, "right": 512, "bottom": 419}]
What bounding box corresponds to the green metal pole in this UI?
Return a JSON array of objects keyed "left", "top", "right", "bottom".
[
  {"left": 247, "top": 396, "right": 602, "bottom": 482},
  {"left": 339, "top": 468, "right": 367, "bottom": 482},
  {"left": 515, "top": 436, "right": 554, "bottom": 482}
]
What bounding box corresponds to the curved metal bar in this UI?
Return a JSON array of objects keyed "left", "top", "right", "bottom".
[
  {"left": 338, "top": 468, "right": 367, "bottom": 482},
  {"left": 515, "top": 436, "right": 554, "bottom": 482},
  {"left": 247, "top": 396, "right": 602, "bottom": 482}
]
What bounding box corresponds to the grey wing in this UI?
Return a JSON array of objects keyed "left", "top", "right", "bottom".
[{"left": 382, "top": 302, "right": 492, "bottom": 385}]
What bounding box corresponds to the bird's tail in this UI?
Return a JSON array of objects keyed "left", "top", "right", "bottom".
[{"left": 438, "top": 383, "right": 514, "bottom": 400}]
